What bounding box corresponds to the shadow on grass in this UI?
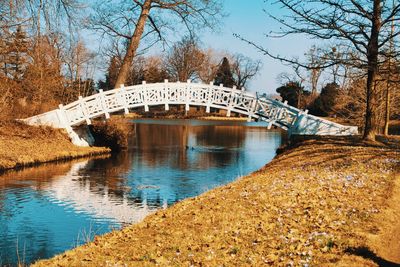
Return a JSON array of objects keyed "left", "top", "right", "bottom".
[{"left": 345, "top": 247, "right": 400, "bottom": 267}]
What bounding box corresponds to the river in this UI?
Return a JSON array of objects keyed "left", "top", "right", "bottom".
[{"left": 0, "top": 119, "right": 284, "bottom": 266}]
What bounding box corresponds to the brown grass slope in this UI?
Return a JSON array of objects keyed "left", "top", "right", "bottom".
[
  {"left": 0, "top": 120, "right": 109, "bottom": 171},
  {"left": 32, "top": 138, "right": 400, "bottom": 266}
]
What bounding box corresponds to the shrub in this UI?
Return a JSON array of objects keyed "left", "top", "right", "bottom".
[{"left": 90, "top": 118, "right": 133, "bottom": 151}]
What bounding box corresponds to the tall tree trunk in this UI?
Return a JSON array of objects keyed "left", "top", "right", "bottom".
[
  {"left": 363, "top": 0, "right": 382, "bottom": 141},
  {"left": 384, "top": 74, "right": 391, "bottom": 135},
  {"left": 114, "top": 0, "right": 152, "bottom": 88},
  {"left": 384, "top": 0, "right": 396, "bottom": 136}
]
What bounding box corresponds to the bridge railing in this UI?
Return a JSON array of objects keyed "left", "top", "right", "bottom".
[
  {"left": 59, "top": 81, "right": 262, "bottom": 127},
  {"left": 23, "top": 80, "right": 358, "bottom": 138}
]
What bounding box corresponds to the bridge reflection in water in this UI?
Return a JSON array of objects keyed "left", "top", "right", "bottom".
[{"left": 0, "top": 119, "right": 282, "bottom": 265}]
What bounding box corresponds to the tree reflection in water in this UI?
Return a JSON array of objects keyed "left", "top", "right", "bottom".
[{"left": 0, "top": 119, "right": 283, "bottom": 266}]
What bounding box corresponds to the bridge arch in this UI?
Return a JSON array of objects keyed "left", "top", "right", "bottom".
[{"left": 24, "top": 80, "right": 358, "bottom": 146}]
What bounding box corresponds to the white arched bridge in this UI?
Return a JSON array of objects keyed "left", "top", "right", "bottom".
[{"left": 24, "top": 81, "right": 358, "bottom": 146}]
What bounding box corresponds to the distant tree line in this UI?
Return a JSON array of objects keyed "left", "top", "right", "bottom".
[
  {"left": 240, "top": 0, "right": 400, "bottom": 139},
  {"left": 1, "top": 0, "right": 261, "bottom": 120},
  {"left": 0, "top": 0, "right": 97, "bottom": 119},
  {"left": 1, "top": 0, "right": 263, "bottom": 121},
  {"left": 98, "top": 36, "right": 261, "bottom": 91},
  {"left": 274, "top": 45, "right": 400, "bottom": 134}
]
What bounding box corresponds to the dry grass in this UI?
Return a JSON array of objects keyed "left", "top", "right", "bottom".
[
  {"left": 0, "top": 120, "right": 110, "bottom": 171},
  {"left": 32, "top": 137, "right": 400, "bottom": 267},
  {"left": 199, "top": 116, "right": 248, "bottom": 121}
]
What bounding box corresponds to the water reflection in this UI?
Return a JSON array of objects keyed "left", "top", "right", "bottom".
[{"left": 0, "top": 119, "right": 283, "bottom": 265}]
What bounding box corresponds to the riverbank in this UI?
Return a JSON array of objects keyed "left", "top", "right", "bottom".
[
  {"left": 119, "top": 109, "right": 247, "bottom": 121},
  {"left": 32, "top": 136, "right": 399, "bottom": 266},
  {"left": 0, "top": 120, "right": 110, "bottom": 172}
]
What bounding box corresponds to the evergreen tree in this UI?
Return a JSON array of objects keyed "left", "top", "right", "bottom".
[
  {"left": 214, "top": 57, "right": 235, "bottom": 88},
  {"left": 276, "top": 81, "right": 310, "bottom": 108},
  {"left": 107, "top": 56, "right": 120, "bottom": 89},
  {"left": 309, "top": 82, "right": 340, "bottom": 116},
  {"left": 1, "top": 26, "right": 29, "bottom": 80},
  {"left": 99, "top": 56, "right": 120, "bottom": 90}
]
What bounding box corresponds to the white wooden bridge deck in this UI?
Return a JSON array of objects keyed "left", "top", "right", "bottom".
[{"left": 24, "top": 81, "right": 358, "bottom": 146}]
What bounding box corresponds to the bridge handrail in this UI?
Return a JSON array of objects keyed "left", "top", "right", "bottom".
[{"left": 23, "top": 80, "right": 358, "bottom": 140}]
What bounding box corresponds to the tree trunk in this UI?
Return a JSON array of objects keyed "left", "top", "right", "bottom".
[
  {"left": 384, "top": 78, "right": 391, "bottom": 135},
  {"left": 363, "top": 0, "right": 382, "bottom": 141},
  {"left": 384, "top": 0, "right": 395, "bottom": 136},
  {"left": 114, "top": 0, "right": 152, "bottom": 88}
]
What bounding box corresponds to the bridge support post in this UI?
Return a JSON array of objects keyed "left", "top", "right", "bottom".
[
  {"left": 164, "top": 80, "right": 169, "bottom": 111},
  {"left": 206, "top": 82, "right": 213, "bottom": 113},
  {"left": 142, "top": 81, "right": 149, "bottom": 112},
  {"left": 227, "top": 86, "right": 236, "bottom": 117},
  {"left": 289, "top": 109, "right": 309, "bottom": 135},
  {"left": 247, "top": 98, "right": 257, "bottom": 122},
  {"left": 78, "top": 96, "right": 91, "bottom": 125},
  {"left": 56, "top": 104, "right": 93, "bottom": 147},
  {"left": 185, "top": 80, "right": 191, "bottom": 111},
  {"left": 119, "top": 84, "right": 129, "bottom": 114},
  {"left": 57, "top": 104, "right": 73, "bottom": 133},
  {"left": 267, "top": 120, "right": 274, "bottom": 129},
  {"left": 99, "top": 89, "right": 110, "bottom": 119}
]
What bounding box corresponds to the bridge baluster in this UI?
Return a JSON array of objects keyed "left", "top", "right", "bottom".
[
  {"left": 98, "top": 89, "right": 110, "bottom": 119},
  {"left": 186, "top": 80, "right": 191, "bottom": 111},
  {"left": 164, "top": 80, "right": 169, "bottom": 111},
  {"left": 142, "top": 81, "right": 149, "bottom": 112},
  {"left": 57, "top": 104, "right": 73, "bottom": 131},
  {"left": 247, "top": 98, "right": 257, "bottom": 122},
  {"left": 78, "top": 96, "right": 91, "bottom": 125},
  {"left": 206, "top": 82, "right": 213, "bottom": 113},
  {"left": 227, "top": 86, "right": 236, "bottom": 117},
  {"left": 119, "top": 84, "right": 129, "bottom": 114}
]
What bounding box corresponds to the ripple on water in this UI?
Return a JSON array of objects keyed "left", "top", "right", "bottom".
[{"left": 0, "top": 120, "right": 282, "bottom": 265}]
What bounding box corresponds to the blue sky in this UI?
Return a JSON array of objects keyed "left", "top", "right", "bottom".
[
  {"left": 200, "top": 0, "right": 315, "bottom": 94},
  {"left": 87, "top": 0, "right": 316, "bottom": 94}
]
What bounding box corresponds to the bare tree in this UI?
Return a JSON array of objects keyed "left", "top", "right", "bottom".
[
  {"left": 164, "top": 36, "right": 205, "bottom": 82},
  {"left": 143, "top": 55, "right": 169, "bottom": 83},
  {"left": 197, "top": 48, "right": 222, "bottom": 83},
  {"left": 238, "top": 0, "right": 400, "bottom": 140},
  {"left": 64, "top": 39, "right": 97, "bottom": 97},
  {"left": 230, "top": 53, "right": 261, "bottom": 89},
  {"left": 305, "top": 46, "right": 323, "bottom": 96},
  {"left": 89, "top": 0, "right": 223, "bottom": 88},
  {"left": 384, "top": 0, "right": 397, "bottom": 135}
]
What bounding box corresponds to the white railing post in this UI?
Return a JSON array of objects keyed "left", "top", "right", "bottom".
[
  {"left": 164, "top": 79, "right": 169, "bottom": 111},
  {"left": 248, "top": 98, "right": 257, "bottom": 122},
  {"left": 98, "top": 89, "right": 110, "bottom": 119},
  {"left": 119, "top": 84, "right": 129, "bottom": 114},
  {"left": 57, "top": 104, "right": 74, "bottom": 133},
  {"left": 267, "top": 120, "right": 274, "bottom": 129},
  {"left": 142, "top": 81, "right": 149, "bottom": 112},
  {"left": 78, "top": 96, "right": 91, "bottom": 125},
  {"left": 206, "top": 82, "right": 213, "bottom": 113},
  {"left": 227, "top": 86, "right": 236, "bottom": 117},
  {"left": 185, "top": 79, "right": 191, "bottom": 111}
]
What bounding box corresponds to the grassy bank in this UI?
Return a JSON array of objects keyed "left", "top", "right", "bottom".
[
  {"left": 0, "top": 120, "right": 110, "bottom": 172},
  {"left": 90, "top": 117, "right": 133, "bottom": 151},
  {"left": 32, "top": 137, "right": 399, "bottom": 266}
]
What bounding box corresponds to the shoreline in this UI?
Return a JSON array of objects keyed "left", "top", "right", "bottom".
[
  {"left": 0, "top": 150, "right": 110, "bottom": 174},
  {"left": 0, "top": 120, "right": 110, "bottom": 173},
  {"left": 118, "top": 112, "right": 249, "bottom": 121},
  {"left": 0, "top": 116, "right": 265, "bottom": 174},
  {"left": 32, "top": 136, "right": 400, "bottom": 266}
]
